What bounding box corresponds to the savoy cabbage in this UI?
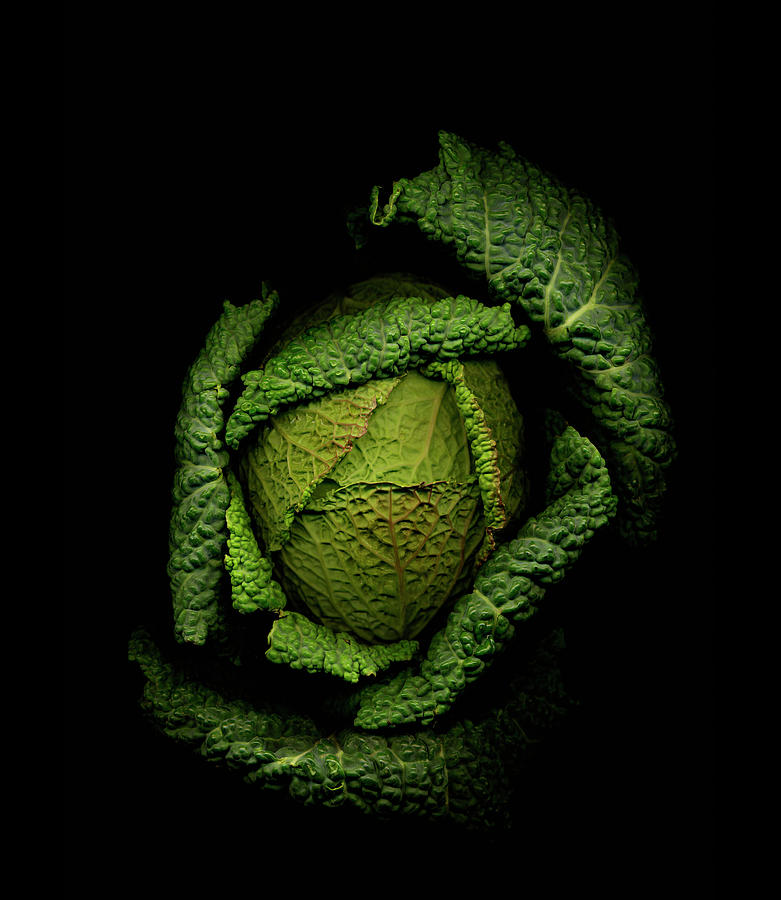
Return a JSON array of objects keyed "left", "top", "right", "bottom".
[{"left": 128, "top": 131, "right": 675, "bottom": 830}]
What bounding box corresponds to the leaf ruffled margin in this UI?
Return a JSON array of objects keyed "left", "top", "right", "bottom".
[
  {"left": 353, "top": 424, "right": 616, "bottom": 729},
  {"left": 224, "top": 471, "right": 286, "bottom": 614},
  {"left": 266, "top": 611, "right": 419, "bottom": 683},
  {"left": 422, "top": 358, "right": 506, "bottom": 560}
]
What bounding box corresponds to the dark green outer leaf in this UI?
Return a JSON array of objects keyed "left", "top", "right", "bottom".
[
  {"left": 168, "top": 289, "right": 279, "bottom": 645},
  {"left": 369, "top": 130, "right": 675, "bottom": 543},
  {"left": 224, "top": 294, "right": 529, "bottom": 449},
  {"left": 128, "top": 626, "right": 569, "bottom": 828}
]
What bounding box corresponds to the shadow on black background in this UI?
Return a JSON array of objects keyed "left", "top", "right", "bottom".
[{"left": 65, "top": 13, "right": 714, "bottom": 892}]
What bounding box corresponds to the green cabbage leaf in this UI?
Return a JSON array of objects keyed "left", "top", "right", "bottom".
[
  {"left": 368, "top": 131, "right": 675, "bottom": 543},
  {"left": 129, "top": 623, "right": 570, "bottom": 829},
  {"left": 224, "top": 293, "right": 529, "bottom": 448},
  {"left": 167, "top": 288, "right": 280, "bottom": 646}
]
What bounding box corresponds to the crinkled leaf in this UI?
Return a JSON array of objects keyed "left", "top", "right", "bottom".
[
  {"left": 168, "top": 289, "right": 279, "bottom": 645},
  {"left": 279, "top": 479, "right": 485, "bottom": 643},
  {"left": 369, "top": 130, "right": 674, "bottom": 543},
  {"left": 129, "top": 627, "right": 570, "bottom": 828},
  {"left": 272, "top": 272, "right": 453, "bottom": 351},
  {"left": 242, "top": 377, "right": 401, "bottom": 551},
  {"left": 421, "top": 358, "right": 509, "bottom": 559},
  {"left": 460, "top": 359, "right": 528, "bottom": 526},
  {"left": 225, "top": 294, "right": 529, "bottom": 449},
  {"left": 265, "top": 611, "right": 419, "bottom": 683},
  {"left": 224, "top": 471, "right": 286, "bottom": 614},
  {"left": 326, "top": 370, "right": 472, "bottom": 487}
]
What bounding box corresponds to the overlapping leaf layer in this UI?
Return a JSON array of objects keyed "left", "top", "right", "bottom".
[{"left": 369, "top": 131, "right": 675, "bottom": 542}]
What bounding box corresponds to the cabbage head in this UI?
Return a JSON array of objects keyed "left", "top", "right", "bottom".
[{"left": 241, "top": 274, "right": 528, "bottom": 644}]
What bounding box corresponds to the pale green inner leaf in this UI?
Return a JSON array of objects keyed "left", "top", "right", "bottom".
[
  {"left": 279, "top": 479, "right": 485, "bottom": 643},
  {"left": 243, "top": 378, "right": 401, "bottom": 551},
  {"left": 328, "top": 370, "right": 472, "bottom": 488}
]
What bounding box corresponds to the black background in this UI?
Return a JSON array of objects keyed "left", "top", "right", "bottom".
[{"left": 65, "top": 9, "right": 714, "bottom": 892}]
